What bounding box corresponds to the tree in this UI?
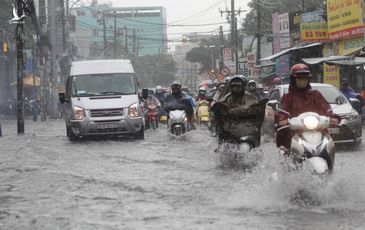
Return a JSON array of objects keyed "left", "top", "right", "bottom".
[
  {"left": 133, "top": 54, "right": 176, "bottom": 87},
  {"left": 185, "top": 47, "right": 211, "bottom": 72}
]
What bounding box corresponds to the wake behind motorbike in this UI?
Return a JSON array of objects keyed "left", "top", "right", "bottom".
[
  {"left": 268, "top": 101, "right": 336, "bottom": 174},
  {"left": 168, "top": 110, "right": 189, "bottom": 136}
]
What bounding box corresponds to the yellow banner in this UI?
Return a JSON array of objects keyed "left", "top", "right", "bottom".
[
  {"left": 338, "top": 37, "right": 364, "bottom": 55},
  {"left": 300, "top": 22, "right": 328, "bottom": 42},
  {"left": 327, "top": 0, "right": 364, "bottom": 39},
  {"left": 323, "top": 63, "right": 340, "bottom": 88}
]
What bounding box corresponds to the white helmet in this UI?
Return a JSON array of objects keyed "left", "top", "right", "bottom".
[
  {"left": 156, "top": 85, "right": 162, "bottom": 90},
  {"left": 199, "top": 87, "right": 206, "bottom": 91}
]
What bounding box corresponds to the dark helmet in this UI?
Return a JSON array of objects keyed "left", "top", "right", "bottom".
[
  {"left": 230, "top": 75, "right": 248, "bottom": 87},
  {"left": 171, "top": 80, "right": 181, "bottom": 89},
  {"left": 290, "top": 63, "right": 311, "bottom": 78}
]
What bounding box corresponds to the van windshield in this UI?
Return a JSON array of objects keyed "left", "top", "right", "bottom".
[{"left": 71, "top": 73, "right": 136, "bottom": 96}]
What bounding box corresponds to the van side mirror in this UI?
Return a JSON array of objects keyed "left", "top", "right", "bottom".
[
  {"left": 141, "top": 89, "right": 148, "bottom": 100},
  {"left": 59, "top": 93, "right": 69, "bottom": 103},
  {"left": 59, "top": 93, "right": 66, "bottom": 103}
]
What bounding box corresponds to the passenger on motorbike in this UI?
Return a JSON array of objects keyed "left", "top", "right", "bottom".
[
  {"left": 211, "top": 76, "right": 266, "bottom": 147},
  {"left": 275, "top": 63, "right": 339, "bottom": 150},
  {"left": 165, "top": 81, "right": 195, "bottom": 128}
]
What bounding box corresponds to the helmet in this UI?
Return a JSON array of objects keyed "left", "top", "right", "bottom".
[
  {"left": 272, "top": 77, "right": 281, "bottom": 84},
  {"left": 156, "top": 85, "right": 162, "bottom": 91},
  {"left": 199, "top": 87, "right": 206, "bottom": 92},
  {"left": 171, "top": 80, "right": 181, "bottom": 89},
  {"left": 290, "top": 63, "right": 311, "bottom": 78},
  {"left": 257, "top": 83, "right": 264, "bottom": 89},
  {"left": 248, "top": 80, "right": 256, "bottom": 86},
  {"left": 230, "top": 75, "right": 248, "bottom": 87}
]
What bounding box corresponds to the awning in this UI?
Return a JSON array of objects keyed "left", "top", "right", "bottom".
[
  {"left": 302, "top": 56, "right": 365, "bottom": 66},
  {"left": 326, "top": 57, "right": 365, "bottom": 66},
  {"left": 10, "top": 75, "right": 41, "bottom": 87},
  {"left": 302, "top": 56, "right": 349, "bottom": 65},
  {"left": 260, "top": 43, "right": 322, "bottom": 62}
]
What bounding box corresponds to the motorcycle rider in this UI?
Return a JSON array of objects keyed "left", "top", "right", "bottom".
[
  {"left": 144, "top": 90, "right": 161, "bottom": 128},
  {"left": 154, "top": 85, "right": 167, "bottom": 119},
  {"left": 211, "top": 76, "right": 266, "bottom": 147},
  {"left": 275, "top": 63, "right": 339, "bottom": 150},
  {"left": 165, "top": 81, "right": 195, "bottom": 129},
  {"left": 339, "top": 79, "right": 364, "bottom": 115},
  {"left": 247, "top": 80, "right": 261, "bottom": 99},
  {"left": 196, "top": 87, "right": 208, "bottom": 101}
]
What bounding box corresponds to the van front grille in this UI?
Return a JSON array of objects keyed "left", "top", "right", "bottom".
[{"left": 90, "top": 108, "right": 124, "bottom": 117}]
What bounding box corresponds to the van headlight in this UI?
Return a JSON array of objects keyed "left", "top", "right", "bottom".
[
  {"left": 128, "top": 103, "right": 140, "bottom": 118},
  {"left": 73, "top": 106, "right": 85, "bottom": 120},
  {"left": 303, "top": 115, "right": 319, "bottom": 130}
]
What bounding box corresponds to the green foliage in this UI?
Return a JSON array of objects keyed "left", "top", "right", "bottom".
[
  {"left": 185, "top": 46, "right": 211, "bottom": 71},
  {"left": 242, "top": 0, "right": 325, "bottom": 36},
  {"left": 133, "top": 54, "right": 177, "bottom": 88}
]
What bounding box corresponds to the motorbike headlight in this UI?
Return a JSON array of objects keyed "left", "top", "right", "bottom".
[
  {"left": 303, "top": 115, "right": 319, "bottom": 130},
  {"left": 128, "top": 103, "right": 140, "bottom": 118},
  {"left": 73, "top": 106, "right": 85, "bottom": 120}
]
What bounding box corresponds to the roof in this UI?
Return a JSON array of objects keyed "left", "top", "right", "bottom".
[
  {"left": 70, "top": 59, "right": 134, "bottom": 76},
  {"left": 260, "top": 43, "right": 322, "bottom": 62}
]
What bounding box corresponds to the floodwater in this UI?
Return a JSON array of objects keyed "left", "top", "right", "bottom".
[{"left": 0, "top": 119, "right": 365, "bottom": 229}]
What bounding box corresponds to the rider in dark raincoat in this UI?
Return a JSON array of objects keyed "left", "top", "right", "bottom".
[{"left": 211, "top": 76, "right": 267, "bottom": 148}]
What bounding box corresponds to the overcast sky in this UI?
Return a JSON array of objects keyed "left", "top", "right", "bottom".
[{"left": 93, "top": 0, "right": 250, "bottom": 46}]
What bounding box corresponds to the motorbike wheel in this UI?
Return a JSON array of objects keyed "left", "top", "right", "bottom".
[{"left": 151, "top": 120, "right": 157, "bottom": 130}]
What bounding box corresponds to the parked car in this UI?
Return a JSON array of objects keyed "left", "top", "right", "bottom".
[{"left": 262, "top": 83, "right": 362, "bottom": 146}]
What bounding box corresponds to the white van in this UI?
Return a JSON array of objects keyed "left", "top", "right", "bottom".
[{"left": 59, "top": 59, "right": 144, "bottom": 141}]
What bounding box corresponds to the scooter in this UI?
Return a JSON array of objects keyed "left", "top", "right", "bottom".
[
  {"left": 147, "top": 105, "right": 158, "bottom": 130},
  {"left": 168, "top": 110, "right": 188, "bottom": 136},
  {"left": 196, "top": 100, "right": 210, "bottom": 127},
  {"left": 269, "top": 101, "right": 336, "bottom": 174}
]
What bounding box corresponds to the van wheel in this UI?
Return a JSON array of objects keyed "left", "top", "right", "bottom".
[
  {"left": 67, "top": 125, "right": 78, "bottom": 141},
  {"left": 135, "top": 127, "right": 144, "bottom": 140}
]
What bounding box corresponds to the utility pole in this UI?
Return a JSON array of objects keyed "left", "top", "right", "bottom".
[
  {"left": 15, "top": 0, "right": 25, "bottom": 134},
  {"left": 103, "top": 12, "right": 107, "bottom": 49},
  {"left": 113, "top": 11, "right": 117, "bottom": 59},
  {"left": 219, "top": 25, "right": 224, "bottom": 71},
  {"left": 132, "top": 28, "right": 137, "bottom": 56},
  {"left": 124, "top": 26, "right": 128, "bottom": 53},
  {"left": 256, "top": 0, "right": 261, "bottom": 65},
  {"left": 220, "top": 0, "right": 241, "bottom": 74},
  {"left": 49, "top": 0, "right": 57, "bottom": 118}
]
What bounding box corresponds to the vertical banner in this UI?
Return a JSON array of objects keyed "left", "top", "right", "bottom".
[
  {"left": 275, "top": 54, "right": 290, "bottom": 79},
  {"left": 323, "top": 63, "right": 340, "bottom": 88},
  {"left": 290, "top": 12, "right": 301, "bottom": 46},
  {"left": 279, "top": 13, "right": 290, "bottom": 49},
  {"left": 272, "top": 13, "right": 281, "bottom": 53}
]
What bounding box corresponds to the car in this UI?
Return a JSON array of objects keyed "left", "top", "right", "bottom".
[{"left": 262, "top": 83, "right": 362, "bottom": 146}]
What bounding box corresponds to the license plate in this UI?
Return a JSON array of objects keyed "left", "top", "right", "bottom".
[
  {"left": 96, "top": 122, "right": 118, "bottom": 129},
  {"left": 328, "top": 127, "right": 339, "bottom": 134},
  {"left": 160, "top": 115, "right": 167, "bottom": 121}
]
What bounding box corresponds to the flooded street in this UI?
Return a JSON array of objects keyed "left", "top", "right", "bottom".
[{"left": 1, "top": 120, "right": 365, "bottom": 229}]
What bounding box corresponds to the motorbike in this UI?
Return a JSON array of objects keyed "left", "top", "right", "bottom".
[
  {"left": 269, "top": 101, "right": 336, "bottom": 174},
  {"left": 196, "top": 100, "right": 210, "bottom": 127},
  {"left": 147, "top": 105, "right": 159, "bottom": 130},
  {"left": 168, "top": 110, "right": 188, "bottom": 136}
]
